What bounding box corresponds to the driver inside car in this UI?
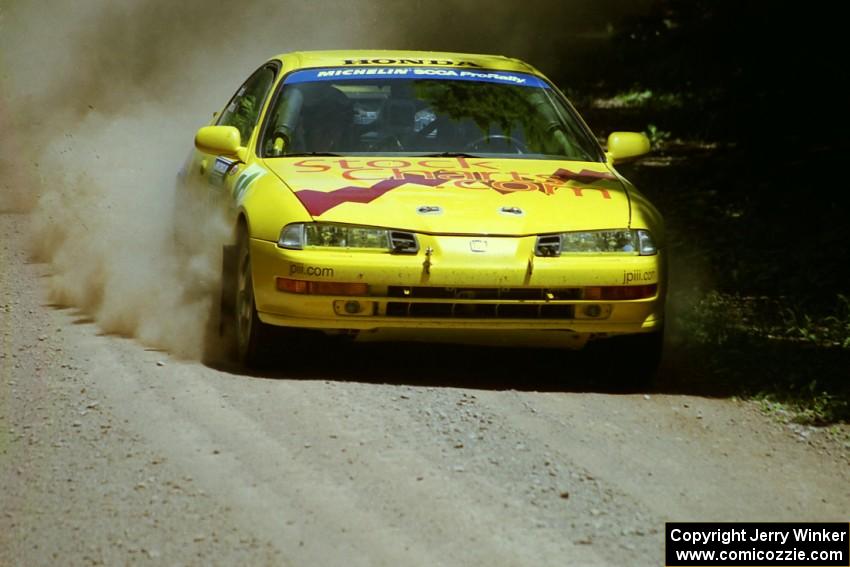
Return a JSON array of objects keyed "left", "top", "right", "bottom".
[{"left": 297, "top": 85, "right": 354, "bottom": 153}]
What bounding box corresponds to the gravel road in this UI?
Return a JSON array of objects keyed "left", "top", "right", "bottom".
[{"left": 1, "top": 211, "right": 848, "bottom": 566}]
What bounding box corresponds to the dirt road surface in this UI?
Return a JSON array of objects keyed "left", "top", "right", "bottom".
[{"left": 1, "top": 211, "right": 848, "bottom": 566}]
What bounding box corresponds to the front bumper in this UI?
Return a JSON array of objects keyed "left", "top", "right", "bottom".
[{"left": 249, "top": 235, "right": 665, "bottom": 337}]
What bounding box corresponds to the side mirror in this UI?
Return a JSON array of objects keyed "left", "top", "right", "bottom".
[
  {"left": 605, "top": 131, "right": 650, "bottom": 165},
  {"left": 195, "top": 125, "right": 242, "bottom": 157}
]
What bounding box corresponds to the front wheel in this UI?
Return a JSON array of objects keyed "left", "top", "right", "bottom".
[{"left": 233, "top": 228, "right": 275, "bottom": 367}]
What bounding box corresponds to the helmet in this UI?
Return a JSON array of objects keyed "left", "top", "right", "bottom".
[{"left": 301, "top": 84, "right": 353, "bottom": 121}]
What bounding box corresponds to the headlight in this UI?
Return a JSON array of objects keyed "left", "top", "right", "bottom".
[
  {"left": 278, "top": 223, "right": 419, "bottom": 254},
  {"left": 535, "top": 229, "right": 656, "bottom": 256}
]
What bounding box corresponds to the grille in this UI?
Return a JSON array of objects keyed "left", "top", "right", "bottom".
[
  {"left": 386, "top": 286, "right": 582, "bottom": 300},
  {"left": 385, "top": 302, "right": 574, "bottom": 319}
]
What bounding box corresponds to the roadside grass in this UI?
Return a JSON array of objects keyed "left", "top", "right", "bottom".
[
  {"left": 671, "top": 291, "right": 850, "bottom": 424},
  {"left": 683, "top": 292, "right": 850, "bottom": 351}
]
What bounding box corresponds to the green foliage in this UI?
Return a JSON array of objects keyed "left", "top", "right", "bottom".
[
  {"left": 612, "top": 89, "right": 654, "bottom": 107},
  {"left": 608, "top": 89, "right": 685, "bottom": 109},
  {"left": 778, "top": 294, "right": 850, "bottom": 349},
  {"left": 679, "top": 291, "right": 740, "bottom": 345},
  {"left": 754, "top": 390, "right": 849, "bottom": 427},
  {"left": 645, "top": 123, "right": 671, "bottom": 148},
  {"left": 675, "top": 291, "right": 850, "bottom": 424},
  {"left": 679, "top": 291, "right": 850, "bottom": 353}
]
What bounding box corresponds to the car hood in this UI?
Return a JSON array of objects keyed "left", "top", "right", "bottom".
[{"left": 263, "top": 156, "right": 629, "bottom": 235}]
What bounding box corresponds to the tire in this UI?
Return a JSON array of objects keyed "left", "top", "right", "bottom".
[{"left": 232, "top": 226, "right": 275, "bottom": 367}]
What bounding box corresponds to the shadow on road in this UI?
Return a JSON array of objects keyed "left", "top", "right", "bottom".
[
  {"left": 207, "top": 338, "right": 616, "bottom": 393},
  {"left": 204, "top": 332, "right": 849, "bottom": 425}
]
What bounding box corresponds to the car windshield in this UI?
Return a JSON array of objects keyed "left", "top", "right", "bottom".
[{"left": 260, "top": 67, "right": 601, "bottom": 161}]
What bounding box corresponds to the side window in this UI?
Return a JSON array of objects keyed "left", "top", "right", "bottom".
[{"left": 218, "top": 66, "right": 276, "bottom": 145}]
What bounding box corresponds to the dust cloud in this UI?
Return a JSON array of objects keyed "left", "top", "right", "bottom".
[
  {"left": 0, "top": 0, "right": 404, "bottom": 358},
  {"left": 0, "top": 0, "right": 649, "bottom": 359}
]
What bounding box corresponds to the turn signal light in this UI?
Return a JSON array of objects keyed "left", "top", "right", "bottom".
[
  {"left": 275, "top": 278, "right": 369, "bottom": 296},
  {"left": 584, "top": 284, "right": 657, "bottom": 300}
]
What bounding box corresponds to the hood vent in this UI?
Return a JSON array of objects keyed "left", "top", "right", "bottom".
[
  {"left": 535, "top": 234, "right": 562, "bottom": 257},
  {"left": 389, "top": 231, "right": 419, "bottom": 254}
]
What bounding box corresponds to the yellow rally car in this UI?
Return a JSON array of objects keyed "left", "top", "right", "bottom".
[{"left": 181, "top": 50, "right": 666, "bottom": 379}]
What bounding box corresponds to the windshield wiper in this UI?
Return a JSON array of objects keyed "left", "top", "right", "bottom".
[{"left": 419, "top": 152, "right": 483, "bottom": 159}]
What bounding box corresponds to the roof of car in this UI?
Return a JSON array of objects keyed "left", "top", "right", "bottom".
[{"left": 272, "top": 50, "right": 542, "bottom": 75}]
